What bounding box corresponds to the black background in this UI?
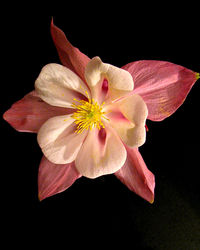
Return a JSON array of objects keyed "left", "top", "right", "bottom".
[{"left": 2, "top": 9, "right": 200, "bottom": 249}]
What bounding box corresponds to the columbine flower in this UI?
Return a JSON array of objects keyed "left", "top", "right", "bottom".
[{"left": 3, "top": 20, "right": 199, "bottom": 202}]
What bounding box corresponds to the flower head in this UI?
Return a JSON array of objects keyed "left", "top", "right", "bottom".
[{"left": 3, "top": 20, "right": 199, "bottom": 201}]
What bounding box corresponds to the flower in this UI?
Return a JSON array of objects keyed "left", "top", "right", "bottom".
[{"left": 3, "top": 20, "right": 199, "bottom": 202}]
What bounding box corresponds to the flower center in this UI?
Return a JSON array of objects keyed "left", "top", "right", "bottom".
[{"left": 71, "top": 93, "right": 107, "bottom": 134}]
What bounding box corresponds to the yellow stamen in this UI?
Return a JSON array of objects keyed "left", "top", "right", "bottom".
[
  {"left": 196, "top": 72, "right": 200, "bottom": 80},
  {"left": 71, "top": 95, "right": 108, "bottom": 134}
]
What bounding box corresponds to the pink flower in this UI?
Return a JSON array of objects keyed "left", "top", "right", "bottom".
[{"left": 3, "top": 20, "right": 199, "bottom": 202}]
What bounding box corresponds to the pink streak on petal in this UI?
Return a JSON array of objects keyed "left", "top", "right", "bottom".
[
  {"left": 115, "top": 146, "right": 155, "bottom": 203},
  {"left": 122, "top": 60, "right": 197, "bottom": 121},
  {"left": 3, "top": 91, "right": 73, "bottom": 133},
  {"left": 106, "top": 110, "right": 130, "bottom": 122},
  {"left": 38, "top": 156, "right": 81, "bottom": 201},
  {"left": 98, "top": 127, "right": 107, "bottom": 145},
  {"left": 102, "top": 78, "right": 108, "bottom": 94},
  {"left": 51, "top": 19, "right": 90, "bottom": 82}
]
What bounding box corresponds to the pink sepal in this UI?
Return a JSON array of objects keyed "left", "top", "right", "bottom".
[
  {"left": 38, "top": 156, "right": 81, "bottom": 201},
  {"left": 115, "top": 146, "right": 155, "bottom": 203},
  {"left": 3, "top": 91, "right": 72, "bottom": 133},
  {"left": 51, "top": 19, "right": 90, "bottom": 82},
  {"left": 122, "top": 60, "right": 197, "bottom": 121}
]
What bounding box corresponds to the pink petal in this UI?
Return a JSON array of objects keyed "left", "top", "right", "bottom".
[
  {"left": 114, "top": 146, "right": 155, "bottom": 203},
  {"left": 51, "top": 19, "right": 90, "bottom": 82},
  {"left": 3, "top": 91, "right": 73, "bottom": 133},
  {"left": 122, "top": 60, "right": 197, "bottom": 121},
  {"left": 38, "top": 156, "right": 81, "bottom": 201}
]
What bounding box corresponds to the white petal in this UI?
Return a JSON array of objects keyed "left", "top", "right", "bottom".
[
  {"left": 37, "top": 114, "right": 87, "bottom": 164},
  {"left": 84, "top": 57, "right": 134, "bottom": 103},
  {"left": 35, "top": 63, "right": 90, "bottom": 108},
  {"left": 105, "top": 94, "right": 148, "bottom": 147},
  {"left": 75, "top": 125, "right": 127, "bottom": 178}
]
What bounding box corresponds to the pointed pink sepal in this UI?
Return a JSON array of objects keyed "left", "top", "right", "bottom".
[
  {"left": 38, "top": 156, "right": 81, "bottom": 201},
  {"left": 3, "top": 91, "right": 72, "bottom": 133},
  {"left": 122, "top": 60, "right": 197, "bottom": 121},
  {"left": 51, "top": 19, "right": 90, "bottom": 82},
  {"left": 115, "top": 146, "right": 155, "bottom": 203}
]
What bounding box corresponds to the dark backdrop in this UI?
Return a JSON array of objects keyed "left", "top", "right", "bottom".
[{"left": 2, "top": 11, "right": 199, "bottom": 249}]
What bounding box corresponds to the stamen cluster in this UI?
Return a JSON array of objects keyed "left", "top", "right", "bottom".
[{"left": 71, "top": 95, "right": 107, "bottom": 134}]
